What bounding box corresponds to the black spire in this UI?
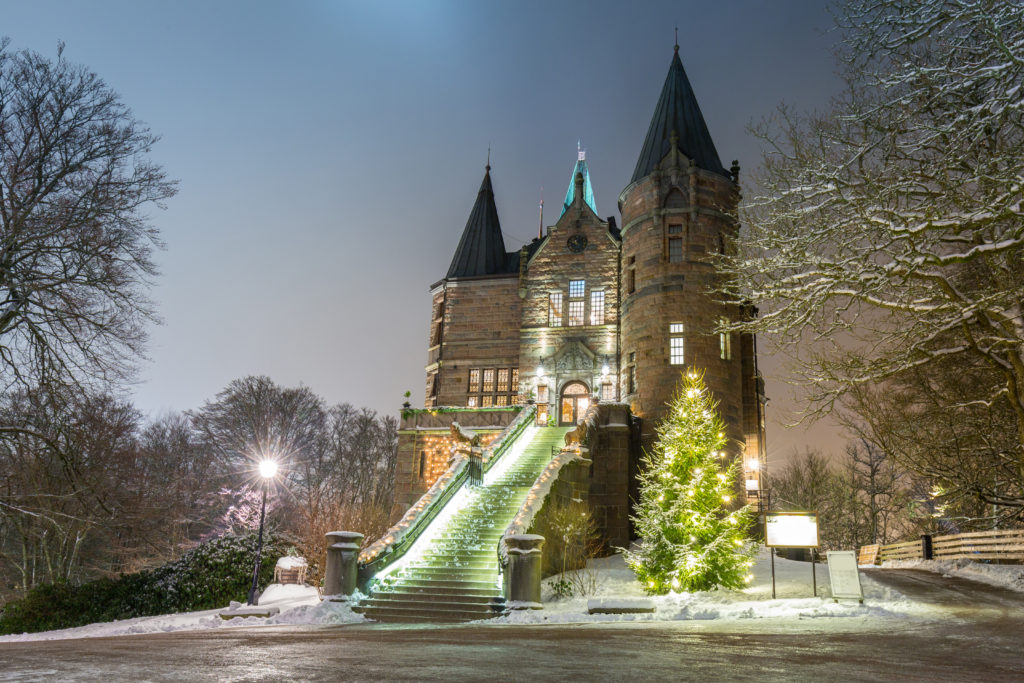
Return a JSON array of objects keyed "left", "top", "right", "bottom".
[
  {"left": 446, "top": 165, "right": 509, "bottom": 278},
  {"left": 631, "top": 49, "right": 728, "bottom": 183}
]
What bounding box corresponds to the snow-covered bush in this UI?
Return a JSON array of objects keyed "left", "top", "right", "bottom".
[{"left": 0, "top": 533, "right": 286, "bottom": 635}]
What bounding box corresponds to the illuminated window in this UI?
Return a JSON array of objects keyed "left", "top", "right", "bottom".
[
  {"left": 590, "top": 290, "right": 605, "bottom": 325},
  {"left": 549, "top": 293, "right": 563, "bottom": 327},
  {"left": 720, "top": 318, "right": 732, "bottom": 361},
  {"left": 670, "top": 323, "right": 685, "bottom": 365},
  {"left": 568, "top": 300, "right": 584, "bottom": 326},
  {"left": 466, "top": 367, "right": 519, "bottom": 407},
  {"left": 537, "top": 385, "right": 549, "bottom": 403},
  {"left": 568, "top": 280, "right": 585, "bottom": 298},
  {"left": 668, "top": 224, "right": 683, "bottom": 263},
  {"left": 601, "top": 382, "right": 614, "bottom": 401}
]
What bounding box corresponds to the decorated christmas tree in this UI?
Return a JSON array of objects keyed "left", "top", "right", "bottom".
[{"left": 626, "top": 371, "right": 755, "bottom": 593}]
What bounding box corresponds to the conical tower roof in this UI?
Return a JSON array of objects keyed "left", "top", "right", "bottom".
[
  {"left": 560, "top": 145, "right": 597, "bottom": 217},
  {"left": 631, "top": 48, "right": 728, "bottom": 183},
  {"left": 446, "top": 165, "right": 509, "bottom": 278}
]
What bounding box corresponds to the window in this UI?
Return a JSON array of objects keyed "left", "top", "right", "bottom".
[
  {"left": 670, "top": 323, "right": 685, "bottom": 365},
  {"left": 601, "top": 382, "right": 614, "bottom": 401},
  {"left": 568, "top": 300, "right": 585, "bottom": 326},
  {"left": 668, "top": 224, "right": 683, "bottom": 263},
  {"left": 628, "top": 352, "right": 636, "bottom": 394},
  {"left": 537, "top": 385, "right": 549, "bottom": 403},
  {"left": 720, "top": 318, "right": 732, "bottom": 361},
  {"left": 549, "top": 292, "right": 563, "bottom": 327},
  {"left": 569, "top": 280, "right": 585, "bottom": 298},
  {"left": 418, "top": 451, "right": 426, "bottom": 479},
  {"left": 627, "top": 268, "right": 636, "bottom": 294},
  {"left": 590, "top": 290, "right": 605, "bottom": 325},
  {"left": 466, "top": 367, "right": 519, "bottom": 407}
]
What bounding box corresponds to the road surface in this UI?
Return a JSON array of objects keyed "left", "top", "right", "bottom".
[{"left": 2, "top": 569, "right": 1023, "bottom": 681}]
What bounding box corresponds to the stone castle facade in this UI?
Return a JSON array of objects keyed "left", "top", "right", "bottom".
[{"left": 395, "top": 48, "right": 766, "bottom": 542}]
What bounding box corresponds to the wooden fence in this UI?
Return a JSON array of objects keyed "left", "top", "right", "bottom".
[{"left": 865, "top": 528, "right": 1024, "bottom": 564}]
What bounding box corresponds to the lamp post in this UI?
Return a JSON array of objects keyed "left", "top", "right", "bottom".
[{"left": 247, "top": 458, "right": 278, "bottom": 606}]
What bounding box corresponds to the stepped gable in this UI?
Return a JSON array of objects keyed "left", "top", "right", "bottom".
[
  {"left": 446, "top": 164, "right": 512, "bottom": 279},
  {"left": 631, "top": 46, "right": 728, "bottom": 182}
]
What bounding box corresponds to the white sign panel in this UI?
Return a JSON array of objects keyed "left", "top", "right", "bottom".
[
  {"left": 826, "top": 550, "right": 864, "bottom": 600},
  {"left": 765, "top": 512, "right": 819, "bottom": 548}
]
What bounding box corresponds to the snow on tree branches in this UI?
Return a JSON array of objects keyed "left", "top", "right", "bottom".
[
  {"left": 720, "top": 0, "right": 1024, "bottom": 515},
  {"left": 626, "top": 372, "right": 755, "bottom": 593}
]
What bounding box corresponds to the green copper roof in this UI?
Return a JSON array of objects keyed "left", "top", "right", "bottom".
[
  {"left": 560, "top": 146, "right": 597, "bottom": 217},
  {"left": 632, "top": 49, "right": 728, "bottom": 183}
]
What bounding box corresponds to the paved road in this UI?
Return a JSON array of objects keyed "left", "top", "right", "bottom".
[{"left": 2, "top": 570, "right": 1023, "bottom": 682}]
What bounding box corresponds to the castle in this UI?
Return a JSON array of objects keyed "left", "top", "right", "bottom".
[{"left": 393, "top": 47, "right": 766, "bottom": 546}]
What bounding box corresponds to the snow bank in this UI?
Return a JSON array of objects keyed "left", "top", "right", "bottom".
[
  {"left": 490, "top": 547, "right": 926, "bottom": 625},
  {"left": 0, "top": 584, "right": 364, "bottom": 643},
  {"left": 882, "top": 558, "right": 1024, "bottom": 593}
]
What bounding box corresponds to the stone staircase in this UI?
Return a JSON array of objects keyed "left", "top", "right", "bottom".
[{"left": 358, "top": 426, "right": 570, "bottom": 623}]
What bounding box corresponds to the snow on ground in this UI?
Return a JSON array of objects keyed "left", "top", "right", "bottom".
[
  {"left": 0, "top": 584, "right": 365, "bottom": 643},
  {"left": 882, "top": 558, "right": 1024, "bottom": 593},
  {"left": 490, "top": 546, "right": 932, "bottom": 625}
]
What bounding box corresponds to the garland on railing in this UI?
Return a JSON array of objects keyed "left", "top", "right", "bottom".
[{"left": 359, "top": 405, "right": 537, "bottom": 568}]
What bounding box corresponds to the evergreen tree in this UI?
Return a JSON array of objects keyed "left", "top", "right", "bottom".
[{"left": 626, "top": 372, "right": 755, "bottom": 593}]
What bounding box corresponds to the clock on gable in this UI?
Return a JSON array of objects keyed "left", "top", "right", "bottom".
[{"left": 567, "top": 234, "right": 588, "bottom": 253}]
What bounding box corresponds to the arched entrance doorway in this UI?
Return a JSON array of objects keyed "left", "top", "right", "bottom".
[{"left": 559, "top": 381, "right": 591, "bottom": 426}]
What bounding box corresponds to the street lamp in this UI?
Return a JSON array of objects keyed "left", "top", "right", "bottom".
[{"left": 247, "top": 458, "right": 278, "bottom": 605}]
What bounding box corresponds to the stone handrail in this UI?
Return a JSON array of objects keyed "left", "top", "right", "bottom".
[
  {"left": 497, "top": 444, "right": 589, "bottom": 569},
  {"left": 358, "top": 405, "right": 536, "bottom": 579}
]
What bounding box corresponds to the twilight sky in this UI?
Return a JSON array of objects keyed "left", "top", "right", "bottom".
[{"left": 4, "top": 0, "right": 848, "bottom": 464}]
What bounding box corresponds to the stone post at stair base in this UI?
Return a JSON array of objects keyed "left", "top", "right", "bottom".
[
  {"left": 323, "top": 531, "right": 364, "bottom": 601},
  {"left": 505, "top": 534, "right": 545, "bottom": 609}
]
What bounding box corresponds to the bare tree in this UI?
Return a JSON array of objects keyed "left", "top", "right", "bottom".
[
  {"left": 722, "top": 1, "right": 1024, "bottom": 513},
  {"left": 0, "top": 40, "right": 175, "bottom": 406}
]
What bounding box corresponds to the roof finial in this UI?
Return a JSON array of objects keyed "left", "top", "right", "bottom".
[
  {"left": 578, "top": 139, "right": 586, "bottom": 162},
  {"left": 674, "top": 26, "right": 679, "bottom": 53},
  {"left": 538, "top": 187, "right": 544, "bottom": 240},
  {"left": 486, "top": 145, "right": 491, "bottom": 172}
]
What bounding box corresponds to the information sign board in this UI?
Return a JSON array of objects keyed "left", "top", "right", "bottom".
[
  {"left": 765, "top": 512, "right": 819, "bottom": 548},
  {"left": 826, "top": 550, "right": 864, "bottom": 601}
]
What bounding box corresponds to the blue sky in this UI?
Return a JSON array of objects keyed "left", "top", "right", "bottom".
[{"left": 4, "top": 1, "right": 845, "bottom": 461}]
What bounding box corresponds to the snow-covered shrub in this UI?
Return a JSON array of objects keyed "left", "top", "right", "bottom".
[{"left": 0, "top": 533, "right": 286, "bottom": 635}]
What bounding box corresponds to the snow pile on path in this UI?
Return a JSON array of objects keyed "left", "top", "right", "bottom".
[
  {"left": 491, "top": 547, "right": 927, "bottom": 625},
  {"left": 0, "top": 584, "right": 364, "bottom": 643},
  {"left": 883, "top": 558, "right": 1024, "bottom": 593}
]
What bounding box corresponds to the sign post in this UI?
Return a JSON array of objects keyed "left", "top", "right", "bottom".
[
  {"left": 764, "top": 511, "right": 820, "bottom": 599},
  {"left": 825, "top": 550, "right": 864, "bottom": 602}
]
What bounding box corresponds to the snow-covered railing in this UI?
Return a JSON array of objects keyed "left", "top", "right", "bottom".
[
  {"left": 358, "top": 405, "right": 536, "bottom": 583},
  {"left": 497, "top": 444, "right": 589, "bottom": 569}
]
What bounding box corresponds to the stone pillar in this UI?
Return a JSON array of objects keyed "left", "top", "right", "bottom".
[
  {"left": 323, "top": 531, "right": 364, "bottom": 601},
  {"left": 505, "top": 534, "right": 545, "bottom": 609}
]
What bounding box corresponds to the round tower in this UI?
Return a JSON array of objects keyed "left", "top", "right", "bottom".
[{"left": 618, "top": 48, "right": 748, "bottom": 453}]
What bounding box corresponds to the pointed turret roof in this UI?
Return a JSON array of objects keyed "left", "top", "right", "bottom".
[
  {"left": 560, "top": 144, "right": 597, "bottom": 217},
  {"left": 631, "top": 48, "right": 728, "bottom": 183},
  {"left": 446, "top": 165, "right": 509, "bottom": 279}
]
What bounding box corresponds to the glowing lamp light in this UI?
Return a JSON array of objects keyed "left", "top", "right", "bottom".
[
  {"left": 747, "top": 459, "right": 760, "bottom": 471},
  {"left": 537, "top": 363, "right": 546, "bottom": 380},
  {"left": 601, "top": 363, "right": 609, "bottom": 378},
  {"left": 259, "top": 459, "right": 278, "bottom": 479}
]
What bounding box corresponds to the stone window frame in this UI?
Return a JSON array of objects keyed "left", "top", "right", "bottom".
[
  {"left": 720, "top": 318, "right": 732, "bottom": 361},
  {"left": 668, "top": 223, "right": 684, "bottom": 263},
  {"left": 627, "top": 351, "right": 637, "bottom": 395},
  {"left": 549, "top": 292, "right": 563, "bottom": 327},
  {"left": 590, "top": 290, "right": 605, "bottom": 325},
  {"left": 466, "top": 366, "right": 519, "bottom": 407},
  {"left": 626, "top": 255, "right": 636, "bottom": 294},
  {"left": 567, "top": 300, "right": 585, "bottom": 326},
  {"left": 669, "top": 323, "right": 685, "bottom": 365}
]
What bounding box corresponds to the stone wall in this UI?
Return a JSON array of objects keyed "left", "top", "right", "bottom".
[
  {"left": 518, "top": 180, "right": 621, "bottom": 418},
  {"left": 618, "top": 150, "right": 755, "bottom": 465},
  {"left": 425, "top": 275, "right": 521, "bottom": 407}
]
